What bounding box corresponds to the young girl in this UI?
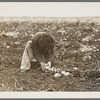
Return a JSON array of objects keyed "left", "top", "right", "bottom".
[{"left": 20, "top": 32, "right": 55, "bottom": 72}]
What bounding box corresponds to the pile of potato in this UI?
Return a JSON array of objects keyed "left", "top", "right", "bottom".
[{"left": 40, "top": 62, "right": 72, "bottom": 78}]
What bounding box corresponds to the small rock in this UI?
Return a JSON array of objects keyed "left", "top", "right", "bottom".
[
  {"left": 73, "top": 67, "right": 78, "bottom": 71},
  {"left": 64, "top": 72, "right": 70, "bottom": 76},
  {"left": 96, "top": 30, "right": 99, "bottom": 32},
  {"left": 74, "top": 50, "right": 77, "bottom": 52},
  {"left": 81, "top": 49, "right": 85, "bottom": 52},
  {"left": 31, "top": 58, "right": 37, "bottom": 62},
  {"left": 46, "top": 88, "right": 54, "bottom": 91},
  {"left": 93, "top": 47, "right": 96, "bottom": 49},
  {"left": 94, "top": 50, "right": 96, "bottom": 52},
  {"left": 61, "top": 70, "right": 71, "bottom": 76},
  {"left": 63, "top": 38, "right": 67, "bottom": 41},
  {"left": 14, "top": 42, "right": 20, "bottom": 45},
  {"left": 6, "top": 46, "right": 10, "bottom": 48},
  {"left": 54, "top": 73, "right": 61, "bottom": 78},
  {"left": 98, "top": 39, "right": 100, "bottom": 41},
  {"left": 80, "top": 78, "right": 86, "bottom": 82},
  {"left": 61, "top": 71, "right": 67, "bottom": 75},
  {"left": 95, "top": 39, "right": 97, "bottom": 41},
  {"left": 96, "top": 49, "right": 99, "bottom": 51}
]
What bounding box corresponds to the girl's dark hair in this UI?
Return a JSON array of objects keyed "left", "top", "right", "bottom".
[{"left": 39, "top": 33, "right": 55, "bottom": 55}]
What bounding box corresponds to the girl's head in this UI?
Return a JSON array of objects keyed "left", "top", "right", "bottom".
[{"left": 39, "top": 33, "right": 55, "bottom": 55}]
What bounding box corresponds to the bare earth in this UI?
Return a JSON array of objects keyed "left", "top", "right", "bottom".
[{"left": 0, "top": 17, "right": 100, "bottom": 91}]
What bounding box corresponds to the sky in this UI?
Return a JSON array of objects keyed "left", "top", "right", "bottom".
[{"left": 0, "top": 2, "right": 100, "bottom": 17}]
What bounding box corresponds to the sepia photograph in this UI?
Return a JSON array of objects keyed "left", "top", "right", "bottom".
[{"left": 0, "top": 2, "right": 100, "bottom": 98}]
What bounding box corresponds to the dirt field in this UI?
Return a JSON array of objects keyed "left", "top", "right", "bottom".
[{"left": 0, "top": 17, "right": 100, "bottom": 91}]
